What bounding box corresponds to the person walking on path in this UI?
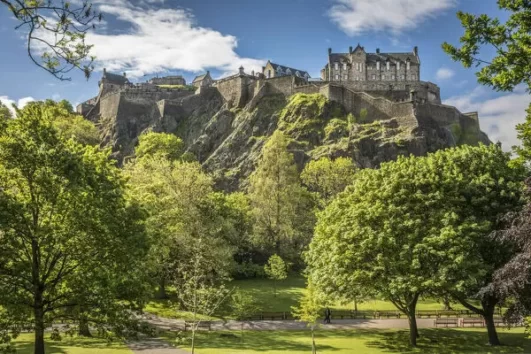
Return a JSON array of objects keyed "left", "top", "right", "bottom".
[{"left": 324, "top": 307, "right": 331, "bottom": 324}]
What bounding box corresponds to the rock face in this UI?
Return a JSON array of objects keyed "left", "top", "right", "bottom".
[{"left": 79, "top": 74, "right": 490, "bottom": 191}]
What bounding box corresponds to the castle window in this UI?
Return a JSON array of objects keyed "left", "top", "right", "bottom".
[
  {"left": 376, "top": 61, "right": 380, "bottom": 70},
  {"left": 335, "top": 74, "right": 339, "bottom": 80},
  {"left": 343, "top": 63, "right": 348, "bottom": 70},
  {"left": 268, "top": 70, "right": 271, "bottom": 78},
  {"left": 343, "top": 75, "right": 348, "bottom": 80},
  {"left": 406, "top": 61, "right": 411, "bottom": 70},
  {"left": 360, "top": 64, "right": 363, "bottom": 72},
  {"left": 397, "top": 62, "right": 401, "bottom": 70},
  {"left": 372, "top": 74, "right": 376, "bottom": 80},
  {"left": 386, "top": 61, "right": 390, "bottom": 71},
  {"left": 334, "top": 62, "right": 339, "bottom": 70},
  {"left": 383, "top": 75, "right": 386, "bottom": 80},
  {"left": 391, "top": 74, "right": 395, "bottom": 80},
  {"left": 401, "top": 75, "right": 405, "bottom": 80}
]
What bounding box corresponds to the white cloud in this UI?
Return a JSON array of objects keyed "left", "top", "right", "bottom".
[
  {"left": 86, "top": 1, "right": 266, "bottom": 78},
  {"left": 444, "top": 87, "right": 531, "bottom": 151},
  {"left": 436, "top": 67, "right": 455, "bottom": 80},
  {"left": 0, "top": 96, "right": 36, "bottom": 116},
  {"left": 328, "top": 0, "right": 456, "bottom": 36}
]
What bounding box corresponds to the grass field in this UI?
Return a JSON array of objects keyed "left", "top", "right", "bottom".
[
  {"left": 144, "top": 275, "right": 484, "bottom": 319},
  {"left": 167, "top": 328, "right": 531, "bottom": 354},
  {"left": 13, "top": 333, "right": 132, "bottom": 354}
]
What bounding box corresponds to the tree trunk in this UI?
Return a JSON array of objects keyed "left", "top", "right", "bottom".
[
  {"left": 354, "top": 298, "right": 358, "bottom": 312},
  {"left": 191, "top": 327, "right": 196, "bottom": 354},
  {"left": 34, "top": 305, "right": 45, "bottom": 354},
  {"left": 407, "top": 314, "right": 418, "bottom": 346},
  {"left": 482, "top": 298, "right": 500, "bottom": 346},
  {"left": 311, "top": 327, "right": 316, "bottom": 354},
  {"left": 155, "top": 278, "right": 168, "bottom": 299},
  {"left": 78, "top": 316, "right": 92, "bottom": 337},
  {"left": 442, "top": 296, "right": 452, "bottom": 311}
]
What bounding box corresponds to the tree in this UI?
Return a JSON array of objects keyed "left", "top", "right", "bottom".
[
  {"left": 442, "top": 1, "right": 531, "bottom": 161},
  {"left": 27, "top": 100, "right": 100, "bottom": 146},
  {"left": 306, "top": 144, "right": 523, "bottom": 347},
  {"left": 248, "top": 130, "right": 315, "bottom": 261},
  {"left": 174, "top": 238, "right": 231, "bottom": 354},
  {"left": 264, "top": 254, "right": 288, "bottom": 298},
  {"left": 135, "top": 132, "right": 189, "bottom": 162},
  {"left": 292, "top": 282, "right": 324, "bottom": 354},
  {"left": 0, "top": 103, "right": 148, "bottom": 354},
  {"left": 2, "top": 0, "right": 101, "bottom": 80},
  {"left": 301, "top": 157, "right": 356, "bottom": 206},
  {"left": 230, "top": 290, "right": 262, "bottom": 341}
]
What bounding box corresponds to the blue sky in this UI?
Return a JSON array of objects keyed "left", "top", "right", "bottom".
[{"left": 1, "top": 0, "right": 529, "bottom": 149}]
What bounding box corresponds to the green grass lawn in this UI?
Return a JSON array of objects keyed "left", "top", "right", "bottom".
[
  {"left": 13, "top": 333, "right": 132, "bottom": 354},
  {"left": 166, "top": 328, "right": 531, "bottom": 354},
  {"left": 145, "top": 275, "right": 479, "bottom": 319}
]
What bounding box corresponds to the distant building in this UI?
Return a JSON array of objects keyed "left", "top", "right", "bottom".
[
  {"left": 149, "top": 75, "right": 186, "bottom": 86},
  {"left": 262, "top": 61, "right": 310, "bottom": 81},
  {"left": 321, "top": 44, "right": 420, "bottom": 83},
  {"left": 192, "top": 71, "right": 214, "bottom": 88}
]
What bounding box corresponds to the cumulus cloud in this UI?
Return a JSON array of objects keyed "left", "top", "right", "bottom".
[
  {"left": 444, "top": 86, "right": 531, "bottom": 151},
  {"left": 328, "top": 0, "right": 456, "bottom": 36},
  {"left": 436, "top": 67, "right": 455, "bottom": 80},
  {"left": 86, "top": 0, "right": 266, "bottom": 78},
  {"left": 0, "top": 96, "right": 36, "bottom": 116}
]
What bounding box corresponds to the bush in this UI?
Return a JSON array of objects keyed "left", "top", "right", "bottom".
[{"left": 232, "top": 261, "right": 266, "bottom": 279}]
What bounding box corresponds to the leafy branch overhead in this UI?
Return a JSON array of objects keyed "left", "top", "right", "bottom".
[{"left": 1, "top": 0, "right": 101, "bottom": 80}]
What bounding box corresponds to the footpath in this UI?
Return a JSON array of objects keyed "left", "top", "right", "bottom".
[{"left": 126, "top": 314, "right": 437, "bottom": 353}]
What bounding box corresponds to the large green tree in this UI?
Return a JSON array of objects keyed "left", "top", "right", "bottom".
[
  {"left": 0, "top": 103, "right": 148, "bottom": 354},
  {"left": 248, "top": 130, "right": 315, "bottom": 262},
  {"left": 306, "top": 144, "right": 523, "bottom": 347},
  {"left": 2, "top": 0, "right": 100, "bottom": 80}
]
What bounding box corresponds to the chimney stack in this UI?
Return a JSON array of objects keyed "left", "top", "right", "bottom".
[
  {"left": 239, "top": 66, "right": 244, "bottom": 75},
  {"left": 414, "top": 46, "right": 419, "bottom": 56},
  {"left": 376, "top": 48, "right": 380, "bottom": 54},
  {"left": 328, "top": 48, "right": 332, "bottom": 55},
  {"left": 349, "top": 46, "right": 353, "bottom": 54}
]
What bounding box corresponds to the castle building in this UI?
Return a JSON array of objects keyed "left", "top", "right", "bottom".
[
  {"left": 321, "top": 44, "right": 420, "bottom": 83},
  {"left": 192, "top": 71, "right": 214, "bottom": 88},
  {"left": 262, "top": 60, "right": 310, "bottom": 81},
  {"left": 149, "top": 75, "right": 186, "bottom": 86}
]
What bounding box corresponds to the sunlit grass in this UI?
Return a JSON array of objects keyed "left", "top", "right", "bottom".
[{"left": 13, "top": 333, "right": 131, "bottom": 354}]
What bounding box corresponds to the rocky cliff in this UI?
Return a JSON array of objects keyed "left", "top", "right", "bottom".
[{"left": 91, "top": 84, "right": 489, "bottom": 191}]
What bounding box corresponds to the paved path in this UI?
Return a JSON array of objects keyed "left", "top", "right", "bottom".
[
  {"left": 140, "top": 314, "right": 436, "bottom": 331},
  {"left": 127, "top": 338, "right": 190, "bottom": 354}
]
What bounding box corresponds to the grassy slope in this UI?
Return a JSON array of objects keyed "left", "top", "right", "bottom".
[
  {"left": 174, "top": 328, "right": 531, "bottom": 354},
  {"left": 145, "top": 275, "right": 477, "bottom": 318},
  {"left": 13, "top": 334, "right": 132, "bottom": 354}
]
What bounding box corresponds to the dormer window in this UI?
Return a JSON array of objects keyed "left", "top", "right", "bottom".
[
  {"left": 295, "top": 71, "right": 300, "bottom": 77},
  {"left": 304, "top": 73, "right": 309, "bottom": 79},
  {"left": 286, "top": 68, "right": 292, "bottom": 75}
]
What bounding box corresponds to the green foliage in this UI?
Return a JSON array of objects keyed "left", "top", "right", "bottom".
[
  {"left": 306, "top": 144, "right": 524, "bottom": 346},
  {"left": 264, "top": 255, "right": 288, "bottom": 298},
  {"left": 248, "top": 130, "right": 315, "bottom": 262},
  {"left": 301, "top": 157, "right": 357, "bottom": 206},
  {"left": 135, "top": 131, "right": 189, "bottom": 162},
  {"left": 0, "top": 103, "right": 149, "bottom": 352},
  {"left": 2, "top": 0, "right": 101, "bottom": 80},
  {"left": 230, "top": 291, "right": 262, "bottom": 320},
  {"left": 291, "top": 282, "right": 323, "bottom": 326},
  {"left": 324, "top": 118, "right": 348, "bottom": 141},
  {"left": 157, "top": 84, "right": 196, "bottom": 91}
]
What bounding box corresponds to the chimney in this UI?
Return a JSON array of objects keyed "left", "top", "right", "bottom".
[
  {"left": 349, "top": 46, "right": 353, "bottom": 54},
  {"left": 123, "top": 72, "right": 127, "bottom": 77},
  {"left": 328, "top": 48, "right": 332, "bottom": 55},
  {"left": 103, "top": 68, "right": 107, "bottom": 74},
  {"left": 239, "top": 66, "right": 244, "bottom": 75},
  {"left": 376, "top": 48, "right": 380, "bottom": 54},
  {"left": 251, "top": 70, "right": 255, "bottom": 76},
  {"left": 414, "top": 46, "right": 419, "bottom": 56}
]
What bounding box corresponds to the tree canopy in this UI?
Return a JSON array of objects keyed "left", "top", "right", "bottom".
[
  {"left": 0, "top": 102, "right": 149, "bottom": 354},
  {"left": 306, "top": 144, "right": 524, "bottom": 346}
]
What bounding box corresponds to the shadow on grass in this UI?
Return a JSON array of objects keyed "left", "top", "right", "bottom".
[
  {"left": 14, "top": 336, "right": 128, "bottom": 354},
  {"left": 365, "top": 328, "right": 531, "bottom": 353},
  {"left": 170, "top": 330, "right": 341, "bottom": 353}
]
